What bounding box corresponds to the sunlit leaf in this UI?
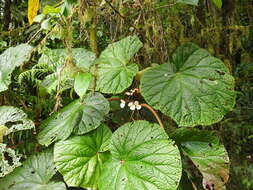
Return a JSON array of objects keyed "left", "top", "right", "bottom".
[
  {"left": 54, "top": 124, "right": 112, "bottom": 189},
  {"left": 0, "top": 126, "right": 8, "bottom": 143},
  {"left": 99, "top": 120, "right": 182, "bottom": 190},
  {"left": 212, "top": 0, "right": 222, "bottom": 8},
  {"left": 74, "top": 72, "right": 93, "bottom": 98},
  {"left": 43, "top": 5, "right": 61, "bottom": 15}
]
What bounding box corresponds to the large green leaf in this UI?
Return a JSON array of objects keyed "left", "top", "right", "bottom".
[
  {"left": 0, "top": 143, "right": 21, "bottom": 177},
  {"left": 37, "top": 92, "right": 110, "bottom": 146},
  {"left": 0, "top": 44, "right": 33, "bottom": 92},
  {"left": 0, "top": 150, "right": 66, "bottom": 190},
  {"left": 172, "top": 128, "right": 229, "bottom": 190},
  {"left": 140, "top": 43, "right": 236, "bottom": 127},
  {"left": 0, "top": 106, "right": 35, "bottom": 135},
  {"left": 96, "top": 36, "right": 143, "bottom": 94},
  {"left": 54, "top": 124, "right": 112, "bottom": 189},
  {"left": 99, "top": 120, "right": 182, "bottom": 190}
]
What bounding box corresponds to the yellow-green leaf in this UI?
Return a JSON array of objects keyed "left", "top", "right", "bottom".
[
  {"left": 0, "top": 125, "right": 8, "bottom": 143},
  {"left": 212, "top": 0, "right": 222, "bottom": 8},
  {"left": 28, "top": 0, "right": 40, "bottom": 25}
]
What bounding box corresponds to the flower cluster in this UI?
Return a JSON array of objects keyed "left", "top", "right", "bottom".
[
  {"left": 120, "top": 100, "right": 142, "bottom": 111},
  {"left": 125, "top": 88, "right": 139, "bottom": 96}
]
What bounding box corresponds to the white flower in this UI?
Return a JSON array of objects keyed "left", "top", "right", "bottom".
[
  {"left": 128, "top": 101, "right": 142, "bottom": 111},
  {"left": 135, "top": 101, "right": 142, "bottom": 110},
  {"left": 125, "top": 89, "right": 137, "bottom": 96},
  {"left": 120, "top": 100, "right": 126, "bottom": 108},
  {"left": 128, "top": 102, "right": 135, "bottom": 110}
]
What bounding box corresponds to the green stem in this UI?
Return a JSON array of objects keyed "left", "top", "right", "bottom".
[{"left": 89, "top": 23, "right": 98, "bottom": 57}]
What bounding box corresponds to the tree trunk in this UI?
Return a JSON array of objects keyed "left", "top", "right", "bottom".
[
  {"left": 3, "top": 0, "right": 11, "bottom": 31},
  {"left": 220, "top": 0, "right": 236, "bottom": 58}
]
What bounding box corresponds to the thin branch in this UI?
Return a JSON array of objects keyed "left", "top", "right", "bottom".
[
  {"left": 155, "top": 3, "right": 177, "bottom": 10},
  {"left": 104, "top": 0, "right": 125, "bottom": 20},
  {"left": 140, "top": 103, "right": 164, "bottom": 129},
  {"left": 107, "top": 97, "right": 124, "bottom": 102},
  {"left": 104, "top": 0, "right": 139, "bottom": 32},
  {"left": 27, "top": 28, "right": 42, "bottom": 44}
]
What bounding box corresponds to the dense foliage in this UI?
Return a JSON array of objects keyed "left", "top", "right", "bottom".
[{"left": 0, "top": 0, "right": 252, "bottom": 190}]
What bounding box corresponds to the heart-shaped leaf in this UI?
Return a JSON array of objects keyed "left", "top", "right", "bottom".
[
  {"left": 37, "top": 92, "right": 109, "bottom": 146},
  {"left": 0, "top": 149, "right": 66, "bottom": 190},
  {"left": 140, "top": 43, "right": 236, "bottom": 127},
  {"left": 99, "top": 120, "right": 182, "bottom": 190},
  {"left": 0, "top": 44, "right": 33, "bottom": 92},
  {"left": 54, "top": 124, "right": 112, "bottom": 189},
  {"left": 96, "top": 36, "right": 143, "bottom": 94},
  {"left": 172, "top": 128, "right": 229, "bottom": 190}
]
